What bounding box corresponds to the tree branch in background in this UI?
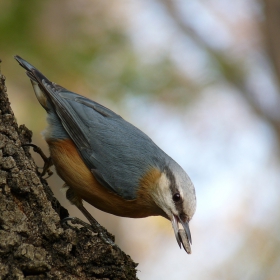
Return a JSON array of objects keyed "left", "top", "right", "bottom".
[
  {"left": 263, "top": 0, "right": 280, "bottom": 86},
  {"left": 161, "top": 0, "right": 280, "bottom": 145}
]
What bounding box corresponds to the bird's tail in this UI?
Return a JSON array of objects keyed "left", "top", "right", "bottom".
[
  {"left": 15, "top": 55, "right": 35, "bottom": 71},
  {"left": 15, "top": 55, "right": 52, "bottom": 110}
]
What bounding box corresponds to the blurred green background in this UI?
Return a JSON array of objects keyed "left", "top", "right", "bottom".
[{"left": 1, "top": 0, "right": 280, "bottom": 279}]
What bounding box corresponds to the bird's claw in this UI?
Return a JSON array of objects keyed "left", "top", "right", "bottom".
[
  {"left": 22, "top": 143, "right": 53, "bottom": 178},
  {"left": 38, "top": 166, "right": 53, "bottom": 179},
  {"left": 61, "top": 216, "right": 116, "bottom": 246}
]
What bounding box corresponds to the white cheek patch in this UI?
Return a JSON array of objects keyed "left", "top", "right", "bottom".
[
  {"left": 152, "top": 173, "right": 177, "bottom": 217},
  {"left": 158, "top": 173, "right": 170, "bottom": 194}
]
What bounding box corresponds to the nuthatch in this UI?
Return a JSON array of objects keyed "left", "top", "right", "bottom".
[{"left": 15, "top": 55, "right": 196, "bottom": 253}]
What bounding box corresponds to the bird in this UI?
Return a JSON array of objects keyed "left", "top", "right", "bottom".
[{"left": 15, "top": 55, "right": 196, "bottom": 253}]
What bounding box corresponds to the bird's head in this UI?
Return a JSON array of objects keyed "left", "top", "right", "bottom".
[{"left": 151, "top": 162, "right": 196, "bottom": 253}]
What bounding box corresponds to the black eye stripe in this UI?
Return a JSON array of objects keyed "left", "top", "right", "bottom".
[{"left": 164, "top": 166, "right": 184, "bottom": 212}]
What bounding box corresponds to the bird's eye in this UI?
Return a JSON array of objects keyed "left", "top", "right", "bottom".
[{"left": 172, "top": 193, "right": 181, "bottom": 202}]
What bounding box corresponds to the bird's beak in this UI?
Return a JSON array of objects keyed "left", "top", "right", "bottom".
[{"left": 171, "top": 214, "right": 192, "bottom": 254}]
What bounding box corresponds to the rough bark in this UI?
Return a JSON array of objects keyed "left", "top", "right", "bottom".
[{"left": 0, "top": 60, "right": 138, "bottom": 279}]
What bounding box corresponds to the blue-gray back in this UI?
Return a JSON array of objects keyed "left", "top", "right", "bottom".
[
  {"left": 48, "top": 89, "right": 168, "bottom": 200},
  {"left": 14, "top": 55, "right": 169, "bottom": 200}
]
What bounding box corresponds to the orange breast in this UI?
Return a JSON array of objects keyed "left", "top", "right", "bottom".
[{"left": 46, "top": 138, "right": 164, "bottom": 218}]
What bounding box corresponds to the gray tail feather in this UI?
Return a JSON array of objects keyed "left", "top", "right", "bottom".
[
  {"left": 14, "top": 55, "right": 51, "bottom": 85},
  {"left": 14, "top": 55, "right": 35, "bottom": 71}
]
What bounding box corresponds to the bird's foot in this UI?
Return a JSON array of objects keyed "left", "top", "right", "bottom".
[
  {"left": 22, "top": 143, "right": 53, "bottom": 178},
  {"left": 64, "top": 188, "right": 118, "bottom": 248},
  {"left": 61, "top": 216, "right": 116, "bottom": 247}
]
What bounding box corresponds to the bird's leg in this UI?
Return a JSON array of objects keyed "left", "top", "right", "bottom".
[
  {"left": 63, "top": 186, "right": 115, "bottom": 246},
  {"left": 22, "top": 143, "right": 53, "bottom": 178}
]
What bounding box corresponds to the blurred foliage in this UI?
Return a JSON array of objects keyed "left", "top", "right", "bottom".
[{"left": 0, "top": 0, "right": 198, "bottom": 105}]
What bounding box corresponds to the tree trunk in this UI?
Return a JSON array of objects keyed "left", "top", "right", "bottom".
[{"left": 0, "top": 60, "right": 138, "bottom": 279}]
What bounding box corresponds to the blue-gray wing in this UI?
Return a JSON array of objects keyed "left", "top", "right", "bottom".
[
  {"left": 14, "top": 55, "right": 166, "bottom": 199},
  {"left": 43, "top": 87, "right": 166, "bottom": 200}
]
